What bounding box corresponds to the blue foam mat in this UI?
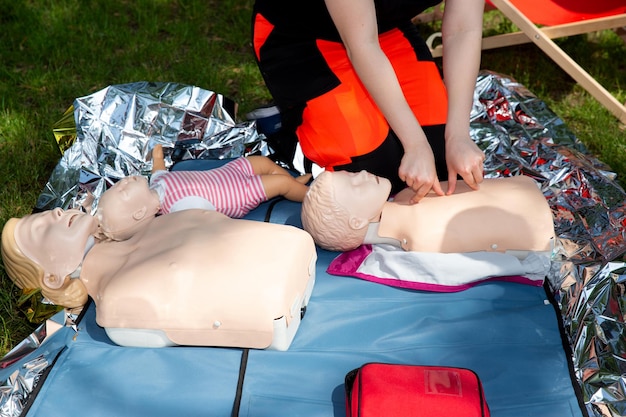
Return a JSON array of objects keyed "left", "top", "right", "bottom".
[
  {"left": 22, "top": 241, "right": 582, "bottom": 417},
  {"left": 15, "top": 161, "right": 584, "bottom": 416}
]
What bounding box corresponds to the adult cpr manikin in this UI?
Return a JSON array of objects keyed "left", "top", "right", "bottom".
[{"left": 2, "top": 208, "right": 316, "bottom": 350}]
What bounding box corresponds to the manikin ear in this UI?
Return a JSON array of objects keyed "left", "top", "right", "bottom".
[
  {"left": 132, "top": 207, "right": 148, "bottom": 221},
  {"left": 43, "top": 272, "right": 66, "bottom": 290},
  {"left": 348, "top": 216, "right": 369, "bottom": 230}
]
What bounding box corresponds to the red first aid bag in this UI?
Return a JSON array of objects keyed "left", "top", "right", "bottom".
[{"left": 345, "top": 363, "right": 490, "bottom": 417}]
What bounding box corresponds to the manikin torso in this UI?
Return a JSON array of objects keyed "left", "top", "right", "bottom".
[
  {"left": 79, "top": 209, "right": 316, "bottom": 347},
  {"left": 371, "top": 175, "right": 555, "bottom": 254}
]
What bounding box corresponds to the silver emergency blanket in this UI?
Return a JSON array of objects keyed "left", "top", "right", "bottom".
[
  {"left": 0, "top": 312, "right": 73, "bottom": 417},
  {"left": 2, "top": 73, "right": 626, "bottom": 416},
  {"left": 36, "top": 81, "right": 268, "bottom": 213},
  {"left": 472, "top": 72, "right": 626, "bottom": 417},
  {"left": 0, "top": 355, "right": 48, "bottom": 416}
]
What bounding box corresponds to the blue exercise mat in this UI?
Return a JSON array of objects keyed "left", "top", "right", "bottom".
[
  {"left": 16, "top": 193, "right": 583, "bottom": 417},
  {"left": 4, "top": 158, "right": 583, "bottom": 416}
]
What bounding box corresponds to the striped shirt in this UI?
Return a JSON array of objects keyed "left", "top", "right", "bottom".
[{"left": 150, "top": 158, "right": 268, "bottom": 218}]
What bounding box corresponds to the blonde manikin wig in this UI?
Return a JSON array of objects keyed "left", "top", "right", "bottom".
[{"left": 1, "top": 218, "right": 88, "bottom": 309}]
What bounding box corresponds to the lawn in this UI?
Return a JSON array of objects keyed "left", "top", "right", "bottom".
[{"left": 0, "top": 0, "right": 624, "bottom": 356}]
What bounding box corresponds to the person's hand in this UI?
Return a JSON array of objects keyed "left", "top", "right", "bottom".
[
  {"left": 445, "top": 135, "right": 485, "bottom": 195},
  {"left": 398, "top": 143, "right": 445, "bottom": 204}
]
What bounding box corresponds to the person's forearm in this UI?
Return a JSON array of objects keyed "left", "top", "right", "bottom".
[
  {"left": 348, "top": 43, "right": 429, "bottom": 151},
  {"left": 441, "top": 0, "right": 484, "bottom": 139},
  {"left": 325, "top": 0, "right": 429, "bottom": 152}
]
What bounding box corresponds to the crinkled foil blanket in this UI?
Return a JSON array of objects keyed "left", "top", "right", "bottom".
[
  {"left": 3, "top": 73, "right": 626, "bottom": 416},
  {"left": 37, "top": 81, "right": 269, "bottom": 214}
]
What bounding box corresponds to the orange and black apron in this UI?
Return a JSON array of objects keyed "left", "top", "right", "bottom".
[{"left": 252, "top": 0, "right": 447, "bottom": 191}]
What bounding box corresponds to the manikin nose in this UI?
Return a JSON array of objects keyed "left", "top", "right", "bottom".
[{"left": 51, "top": 207, "right": 64, "bottom": 220}]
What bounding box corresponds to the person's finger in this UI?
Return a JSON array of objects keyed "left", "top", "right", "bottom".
[
  {"left": 409, "top": 191, "right": 423, "bottom": 204},
  {"left": 463, "top": 171, "right": 481, "bottom": 191},
  {"left": 473, "top": 165, "right": 485, "bottom": 185},
  {"left": 409, "top": 183, "right": 430, "bottom": 204},
  {"left": 465, "top": 174, "right": 478, "bottom": 190},
  {"left": 446, "top": 172, "right": 457, "bottom": 195},
  {"left": 431, "top": 178, "right": 445, "bottom": 197}
]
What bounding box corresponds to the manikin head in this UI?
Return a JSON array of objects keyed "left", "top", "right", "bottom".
[
  {"left": 1, "top": 209, "right": 97, "bottom": 308},
  {"left": 301, "top": 170, "right": 391, "bottom": 251},
  {"left": 97, "top": 175, "right": 160, "bottom": 241}
]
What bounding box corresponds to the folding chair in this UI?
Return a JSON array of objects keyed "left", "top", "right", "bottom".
[{"left": 415, "top": 1, "right": 626, "bottom": 124}]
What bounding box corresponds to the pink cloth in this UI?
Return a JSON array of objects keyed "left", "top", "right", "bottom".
[
  {"left": 152, "top": 158, "right": 267, "bottom": 218},
  {"left": 327, "top": 245, "right": 545, "bottom": 292}
]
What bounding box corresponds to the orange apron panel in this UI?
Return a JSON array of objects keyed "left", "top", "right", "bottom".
[
  {"left": 296, "top": 39, "right": 388, "bottom": 167},
  {"left": 379, "top": 29, "right": 448, "bottom": 127},
  {"left": 253, "top": 14, "right": 274, "bottom": 60},
  {"left": 297, "top": 29, "right": 447, "bottom": 168}
]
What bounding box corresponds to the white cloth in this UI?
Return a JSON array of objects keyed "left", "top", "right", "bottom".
[
  {"left": 359, "top": 244, "right": 550, "bottom": 287},
  {"left": 327, "top": 244, "right": 551, "bottom": 291}
]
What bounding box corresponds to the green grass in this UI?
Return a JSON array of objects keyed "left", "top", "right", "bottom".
[
  {"left": 0, "top": 1, "right": 625, "bottom": 356},
  {"left": 0, "top": 0, "right": 272, "bottom": 355},
  {"left": 479, "top": 17, "right": 626, "bottom": 176}
]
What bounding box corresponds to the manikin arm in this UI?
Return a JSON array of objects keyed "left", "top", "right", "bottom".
[
  {"left": 246, "top": 155, "right": 311, "bottom": 202},
  {"left": 147, "top": 144, "right": 216, "bottom": 212},
  {"left": 151, "top": 144, "right": 166, "bottom": 173}
]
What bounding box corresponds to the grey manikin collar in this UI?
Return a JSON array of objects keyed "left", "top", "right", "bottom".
[{"left": 363, "top": 222, "right": 402, "bottom": 248}]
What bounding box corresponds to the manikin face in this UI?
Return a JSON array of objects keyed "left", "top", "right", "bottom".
[
  {"left": 14, "top": 208, "right": 98, "bottom": 286},
  {"left": 100, "top": 176, "right": 154, "bottom": 211},
  {"left": 331, "top": 170, "right": 391, "bottom": 223},
  {"left": 97, "top": 175, "right": 160, "bottom": 239}
]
